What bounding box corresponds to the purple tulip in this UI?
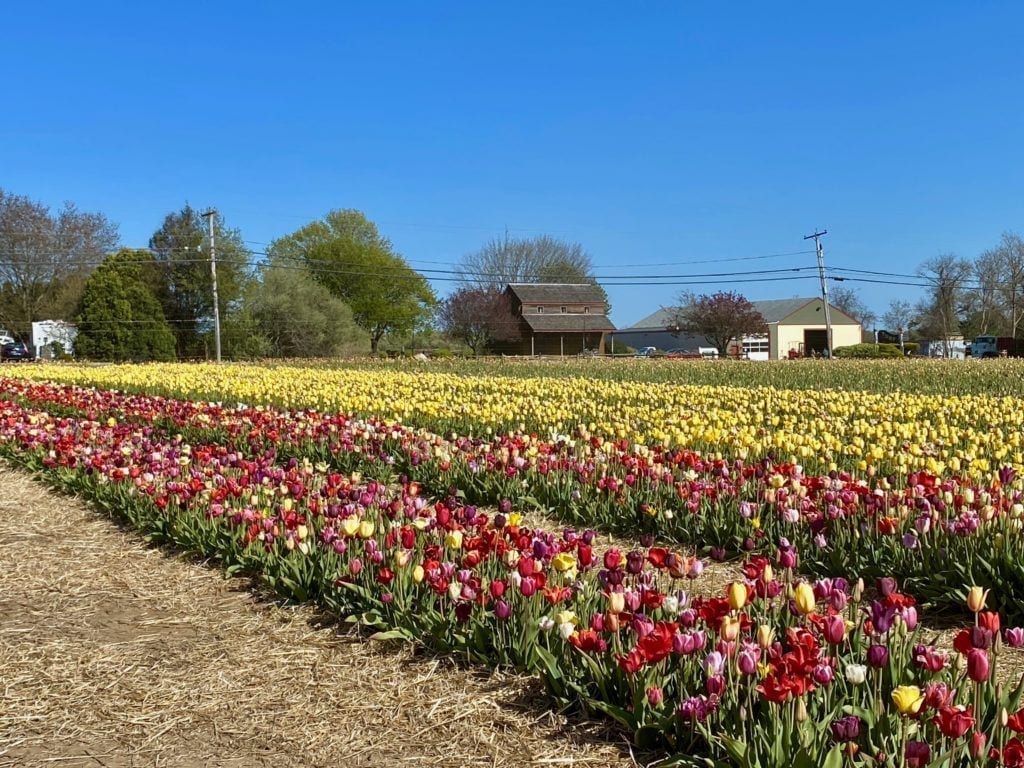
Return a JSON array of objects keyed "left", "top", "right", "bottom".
[
  {"left": 877, "top": 577, "right": 897, "bottom": 597},
  {"left": 813, "top": 663, "right": 835, "bottom": 685},
  {"left": 494, "top": 599, "right": 511, "bottom": 620},
  {"left": 867, "top": 645, "right": 889, "bottom": 668},
  {"left": 830, "top": 715, "right": 862, "bottom": 742}
]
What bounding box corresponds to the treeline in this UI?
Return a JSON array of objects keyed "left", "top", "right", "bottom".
[{"left": 0, "top": 188, "right": 598, "bottom": 360}]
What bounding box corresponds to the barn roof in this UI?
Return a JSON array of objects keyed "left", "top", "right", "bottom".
[
  {"left": 521, "top": 313, "right": 616, "bottom": 333},
  {"left": 507, "top": 283, "right": 608, "bottom": 305},
  {"left": 623, "top": 297, "right": 858, "bottom": 329}
]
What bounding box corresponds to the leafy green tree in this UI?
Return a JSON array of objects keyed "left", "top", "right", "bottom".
[
  {"left": 269, "top": 210, "right": 435, "bottom": 352},
  {"left": 148, "top": 205, "right": 251, "bottom": 358},
  {"left": 74, "top": 250, "right": 176, "bottom": 361},
  {"left": 240, "top": 265, "right": 369, "bottom": 357}
]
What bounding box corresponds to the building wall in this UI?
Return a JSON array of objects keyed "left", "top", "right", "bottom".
[
  {"left": 521, "top": 302, "right": 603, "bottom": 315},
  {"left": 771, "top": 323, "right": 862, "bottom": 359},
  {"left": 31, "top": 321, "right": 77, "bottom": 358}
]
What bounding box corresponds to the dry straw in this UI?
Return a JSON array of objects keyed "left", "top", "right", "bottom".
[{"left": 0, "top": 466, "right": 639, "bottom": 768}]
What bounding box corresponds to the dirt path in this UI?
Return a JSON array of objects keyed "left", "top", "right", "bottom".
[{"left": 0, "top": 466, "right": 638, "bottom": 768}]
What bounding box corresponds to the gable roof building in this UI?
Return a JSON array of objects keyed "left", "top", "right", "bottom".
[
  {"left": 614, "top": 296, "right": 862, "bottom": 359},
  {"left": 500, "top": 283, "right": 615, "bottom": 356}
]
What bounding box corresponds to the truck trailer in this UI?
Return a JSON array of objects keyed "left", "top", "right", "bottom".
[{"left": 970, "top": 335, "right": 1023, "bottom": 358}]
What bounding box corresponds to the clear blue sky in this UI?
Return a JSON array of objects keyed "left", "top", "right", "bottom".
[{"left": 3, "top": 2, "right": 1022, "bottom": 327}]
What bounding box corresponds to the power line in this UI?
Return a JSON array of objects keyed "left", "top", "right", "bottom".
[{"left": 0, "top": 246, "right": 823, "bottom": 283}]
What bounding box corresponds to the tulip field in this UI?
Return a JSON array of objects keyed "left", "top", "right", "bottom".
[{"left": 4, "top": 359, "right": 1024, "bottom": 767}]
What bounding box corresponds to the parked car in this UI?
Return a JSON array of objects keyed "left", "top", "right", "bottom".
[
  {"left": 1, "top": 341, "right": 31, "bottom": 361},
  {"left": 665, "top": 348, "right": 702, "bottom": 359},
  {"left": 634, "top": 346, "right": 658, "bottom": 357}
]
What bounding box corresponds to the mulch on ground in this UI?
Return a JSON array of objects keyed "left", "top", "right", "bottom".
[{"left": 0, "top": 466, "right": 640, "bottom": 768}]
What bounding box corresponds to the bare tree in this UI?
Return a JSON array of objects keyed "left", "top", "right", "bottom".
[
  {"left": 458, "top": 234, "right": 595, "bottom": 287},
  {"left": 0, "top": 189, "right": 119, "bottom": 336},
  {"left": 829, "top": 284, "right": 877, "bottom": 329},
  {"left": 916, "top": 253, "right": 973, "bottom": 356},
  {"left": 983, "top": 232, "right": 1024, "bottom": 337},
  {"left": 882, "top": 299, "right": 916, "bottom": 352},
  {"left": 969, "top": 248, "right": 1005, "bottom": 335}
]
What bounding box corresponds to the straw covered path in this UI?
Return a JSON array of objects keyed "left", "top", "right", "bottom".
[{"left": 0, "top": 465, "right": 639, "bottom": 768}]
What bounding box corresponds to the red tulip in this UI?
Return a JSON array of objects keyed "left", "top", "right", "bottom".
[
  {"left": 933, "top": 705, "right": 974, "bottom": 739},
  {"left": 822, "top": 614, "right": 846, "bottom": 645},
  {"left": 978, "top": 611, "right": 1001, "bottom": 634}
]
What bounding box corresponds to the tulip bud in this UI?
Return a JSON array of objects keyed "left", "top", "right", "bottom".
[
  {"left": 757, "top": 625, "right": 774, "bottom": 649},
  {"left": 646, "top": 686, "right": 664, "bottom": 707},
  {"left": 969, "top": 731, "right": 987, "bottom": 759},
  {"left": 795, "top": 698, "right": 808, "bottom": 722}
]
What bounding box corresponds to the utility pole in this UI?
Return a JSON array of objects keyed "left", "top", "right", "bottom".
[
  {"left": 202, "top": 209, "right": 221, "bottom": 363},
  {"left": 804, "top": 229, "right": 832, "bottom": 358}
]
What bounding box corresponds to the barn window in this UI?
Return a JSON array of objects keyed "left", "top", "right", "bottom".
[
  {"left": 560, "top": 306, "right": 567, "bottom": 313},
  {"left": 537, "top": 306, "right": 544, "bottom": 313}
]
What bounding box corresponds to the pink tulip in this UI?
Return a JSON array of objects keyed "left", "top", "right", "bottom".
[{"left": 967, "top": 648, "right": 990, "bottom": 682}]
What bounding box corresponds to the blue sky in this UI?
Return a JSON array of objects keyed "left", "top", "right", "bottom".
[{"left": 3, "top": 2, "right": 1022, "bottom": 327}]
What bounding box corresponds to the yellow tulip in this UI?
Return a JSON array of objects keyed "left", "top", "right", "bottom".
[
  {"left": 444, "top": 530, "right": 463, "bottom": 550},
  {"left": 554, "top": 610, "right": 577, "bottom": 626},
  {"left": 966, "top": 586, "right": 989, "bottom": 613},
  {"left": 891, "top": 685, "right": 924, "bottom": 716},
  {"left": 551, "top": 552, "right": 577, "bottom": 573},
  {"left": 793, "top": 582, "right": 816, "bottom": 615},
  {"left": 727, "top": 582, "right": 747, "bottom": 611}
]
